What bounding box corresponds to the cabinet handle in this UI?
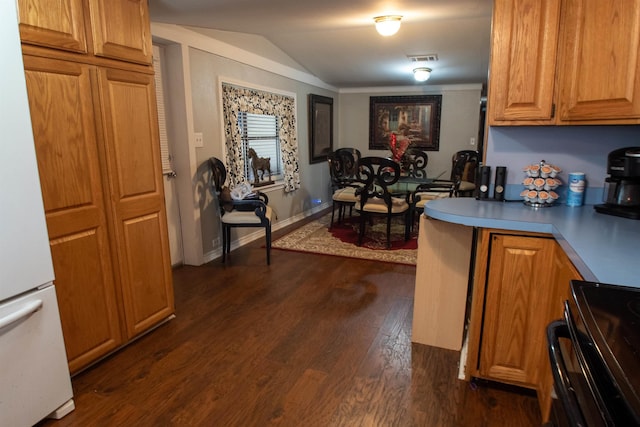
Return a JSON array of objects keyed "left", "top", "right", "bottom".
[{"left": 0, "top": 299, "right": 43, "bottom": 331}]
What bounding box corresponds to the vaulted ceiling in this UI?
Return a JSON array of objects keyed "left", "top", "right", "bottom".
[{"left": 149, "top": 0, "right": 493, "bottom": 89}]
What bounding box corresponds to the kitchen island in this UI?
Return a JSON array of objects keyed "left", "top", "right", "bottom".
[
  {"left": 423, "top": 198, "right": 638, "bottom": 288},
  {"left": 413, "top": 197, "right": 639, "bottom": 420}
]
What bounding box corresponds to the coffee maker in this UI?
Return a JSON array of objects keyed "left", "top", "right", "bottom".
[{"left": 594, "top": 147, "right": 640, "bottom": 219}]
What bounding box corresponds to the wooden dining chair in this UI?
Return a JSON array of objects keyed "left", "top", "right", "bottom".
[
  {"left": 209, "top": 157, "right": 274, "bottom": 265},
  {"left": 355, "top": 157, "right": 411, "bottom": 249}
]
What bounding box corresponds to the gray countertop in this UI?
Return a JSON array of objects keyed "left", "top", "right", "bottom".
[{"left": 424, "top": 199, "right": 639, "bottom": 288}]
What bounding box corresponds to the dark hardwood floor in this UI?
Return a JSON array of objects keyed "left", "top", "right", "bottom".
[{"left": 40, "top": 212, "right": 541, "bottom": 426}]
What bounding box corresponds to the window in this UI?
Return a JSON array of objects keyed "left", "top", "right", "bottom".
[{"left": 238, "top": 112, "right": 282, "bottom": 184}]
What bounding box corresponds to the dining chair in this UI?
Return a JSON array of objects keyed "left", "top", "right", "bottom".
[
  {"left": 402, "top": 148, "right": 429, "bottom": 178},
  {"left": 411, "top": 179, "right": 458, "bottom": 230},
  {"left": 451, "top": 150, "right": 479, "bottom": 196},
  {"left": 209, "top": 157, "right": 274, "bottom": 265},
  {"left": 327, "top": 148, "right": 362, "bottom": 228},
  {"left": 355, "top": 156, "right": 411, "bottom": 249}
]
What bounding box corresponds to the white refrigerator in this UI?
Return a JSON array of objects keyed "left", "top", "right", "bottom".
[{"left": 0, "top": 2, "right": 75, "bottom": 426}]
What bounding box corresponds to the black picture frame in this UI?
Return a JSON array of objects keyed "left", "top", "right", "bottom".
[
  {"left": 309, "top": 94, "right": 333, "bottom": 164},
  {"left": 369, "top": 95, "right": 442, "bottom": 151}
]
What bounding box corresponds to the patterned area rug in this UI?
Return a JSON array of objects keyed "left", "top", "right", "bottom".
[{"left": 272, "top": 213, "right": 417, "bottom": 265}]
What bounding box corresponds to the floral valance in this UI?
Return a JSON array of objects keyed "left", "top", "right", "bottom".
[{"left": 221, "top": 83, "right": 300, "bottom": 192}]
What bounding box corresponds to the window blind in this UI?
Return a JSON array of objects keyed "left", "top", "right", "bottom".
[{"left": 239, "top": 112, "right": 282, "bottom": 180}]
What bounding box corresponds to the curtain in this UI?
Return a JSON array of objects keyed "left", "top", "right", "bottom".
[{"left": 221, "top": 83, "right": 300, "bottom": 192}]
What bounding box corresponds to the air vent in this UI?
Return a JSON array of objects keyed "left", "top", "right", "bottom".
[{"left": 408, "top": 54, "right": 438, "bottom": 62}]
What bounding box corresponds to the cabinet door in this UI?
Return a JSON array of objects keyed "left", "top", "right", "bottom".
[
  {"left": 96, "top": 67, "right": 174, "bottom": 338},
  {"left": 488, "top": 0, "right": 561, "bottom": 124},
  {"left": 538, "top": 244, "right": 581, "bottom": 421},
  {"left": 557, "top": 0, "right": 640, "bottom": 122},
  {"left": 23, "top": 55, "right": 123, "bottom": 374},
  {"left": 87, "top": 0, "right": 152, "bottom": 64},
  {"left": 479, "top": 234, "right": 555, "bottom": 386},
  {"left": 18, "top": 0, "right": 87, "bottom": 54}
]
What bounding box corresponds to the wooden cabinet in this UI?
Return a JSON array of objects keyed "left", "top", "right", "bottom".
[
  {"left": 18, "top": 0, "right": 151, "bottom": 64},
  {"left": 466, "top": 229, "right": 582, "bottom": 421},
  {"left": 488, "top": 0, "right": 640, "bottom": 125},
  {"left": 488, "top": 0, "right": 561, "bottom": 124},
  {"left": 20, "top": 0, "right": 173, "bottom": 374}
]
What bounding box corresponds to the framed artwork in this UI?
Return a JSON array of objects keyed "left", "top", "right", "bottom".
[
  {"left": 309, "top": 94, "right": 333, "bottom": 164},
  {"left": 369, "top": 95, "right": 442, "bottom": 151}
]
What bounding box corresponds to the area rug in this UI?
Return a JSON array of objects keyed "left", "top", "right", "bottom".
[{"left": 272, "top": 213, "right": 417, "bottom": 265}]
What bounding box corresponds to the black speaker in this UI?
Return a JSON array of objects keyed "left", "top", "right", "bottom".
[
  {"left": 494, "top": 166, "right": 507, "bottom": 201},
  {"left": 478, "top": 166, "right": 491, "bottom": 199}
]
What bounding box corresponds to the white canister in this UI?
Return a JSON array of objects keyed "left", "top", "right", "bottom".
[{"left": 567, "top": 172, "right": 586, "bottom": 206}]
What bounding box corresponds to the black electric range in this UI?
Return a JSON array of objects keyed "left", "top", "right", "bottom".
[{"left": 548, "top": 280, "right": 640, "bottom": 426}]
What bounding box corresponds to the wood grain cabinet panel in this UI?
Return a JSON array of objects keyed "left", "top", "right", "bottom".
[
  {"left": 556, "top": 0, "right": 640, "bottom": 121},
  {"left": 20, "top": 1, "right": 173, "bottom": 373},
  {"left": 488, "top": 0, "right": 560, "bottom": 124},
  {"left": 22, "top": 55, "right": 123, "bottom": 373},
  {"left": 97, "top": 68, "right": 174, "bottom": 338},
  {"left": 478, "top": 233, "right": 556, "bottom": 386},
  {"left": 18, "top": 0, "right": 152, "bottom": 65},
  {"left": 467, "top": 229, "right": 583, "bottom": 423},
  {"left": 88, "top": 0, "right": 152, "bottom": 64},
  {"left": 18, "top": 0, "right": 87, "bottom": 54},
  {"left": 489, "top": 0, "right": 640, "bottom": 125}
]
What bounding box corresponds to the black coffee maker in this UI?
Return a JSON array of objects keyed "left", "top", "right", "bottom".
[{"left": 594, "top": 147, "right": 640, "bottom": 219}]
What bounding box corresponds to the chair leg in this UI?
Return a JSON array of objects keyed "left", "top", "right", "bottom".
[
  {"left": 404, "top": 211, "right": 411, "bottom": 241},
  {"left": 358, "top": 213, "right": 366, "bottom": 246},
  {"left": 265, "top": 225, "right": 271, "bottom": 265},
  {"left": 330, "top": 201, "right": 337, "bottom": 229},
  {"left": 386, "top": 216, "right": 392, "bottom": 249},
  {"left": 221, "top": 225, "right": 228, "bottom": 263}
]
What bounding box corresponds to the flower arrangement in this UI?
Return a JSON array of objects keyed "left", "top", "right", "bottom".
[{"left": 388, "top": 133, "right": 411, "bottom": 163}]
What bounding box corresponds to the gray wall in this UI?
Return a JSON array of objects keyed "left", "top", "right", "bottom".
[
  {"left": 338, "top": 87, "right": 482, "bottom": 179},
  {"left": 188, "top": 47, "right": 339, "bottom": 255}
]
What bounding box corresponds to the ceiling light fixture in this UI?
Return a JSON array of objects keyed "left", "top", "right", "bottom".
[
  {"left": 374, "top": 15, "right": 402, "bottom": 36},
  {"left": 413, "top": 67, "right": 432, "bottom": 82}
]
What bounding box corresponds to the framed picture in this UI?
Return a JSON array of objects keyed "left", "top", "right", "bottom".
[
  {"left": 309, "top": 94, "right": 333, "bottom": 164},
  {"left": 369, "top": 95, "right": 442, "bottom": 151}
]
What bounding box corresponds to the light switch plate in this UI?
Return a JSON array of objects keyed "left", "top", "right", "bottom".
[{"left": 194, "top": 132, "right": 204, "bottom": 148}]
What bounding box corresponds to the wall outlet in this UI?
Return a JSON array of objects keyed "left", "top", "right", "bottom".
[
  {"left": 194, "top": 132, "right": 204, "bottom": 148},
  {"left": 470, "top": 137, "right": 476, "bottom": 146}
]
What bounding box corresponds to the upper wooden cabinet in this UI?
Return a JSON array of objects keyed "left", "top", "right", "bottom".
[
  {"left": 488, "top": 0, "right": 640, "bottom": 125},
  {"left": 18, "top": 0, "right": 152, "bottom": 65},
  {"left": 488, "top": 0, "right": 561, "bottom": 124}
]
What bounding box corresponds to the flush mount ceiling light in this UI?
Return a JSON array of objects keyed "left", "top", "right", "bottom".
[
  {"left": 413, "top": 67, "right": 432, "bottom": 82},
  {"left": 374, "top": 15, "right": 402, "bottom": 36}
]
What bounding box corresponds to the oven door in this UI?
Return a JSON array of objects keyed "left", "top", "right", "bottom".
[{"left": 547, "top": 307, "right": 608, "bottom": 426}]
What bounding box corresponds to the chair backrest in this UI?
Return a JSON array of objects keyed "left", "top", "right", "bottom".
[
  {"left": 402, "top": 148, "right": 429, "bottom": 178},
  {"left": 333, "top": 148, "right": 361, "bottom": 179},
  {"left": 357, "top": 156, "right": 402, "bottom": 207},
  {"left": 413, "top": 179, "right": 458, "bottom": 203},
  {"left": 209, "top": 157, "right": 227, "bottom": 193},
  {"left": 451, "top": 150, "right": 479, "bottom": 183}
]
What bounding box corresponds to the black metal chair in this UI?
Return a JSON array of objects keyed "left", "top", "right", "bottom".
[
  {"left": 401, "top": 148, "right": 429, "bottom": 179},
  {"left": 410, "top": 179, "right": 458, "bottom": 229},
  {"left": 327, "top": 148, "right": 362, "bottom": 228},
  {"left": 451, "top": 150, "right": 479, "bottom": 197},
  {"left": 209, "top": 157, "right": 273, "bottom": 265},
  {"left": 355, "top": 157, "right": 411, "bottom": 249}
]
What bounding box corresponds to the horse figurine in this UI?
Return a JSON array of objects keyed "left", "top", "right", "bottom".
[{"left": 248, "top": 148, "right": 272, "bottom": 184}]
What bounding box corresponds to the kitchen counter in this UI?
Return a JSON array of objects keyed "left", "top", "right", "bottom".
[{"left": 424, "top": 199, "right": 639, "bottom": 288}]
